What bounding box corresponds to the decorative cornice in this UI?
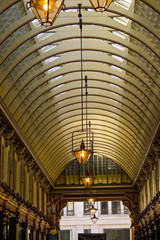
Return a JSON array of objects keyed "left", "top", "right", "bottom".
[
  {"left": 0, "top": 97, "right": 54, "bottom": 188},
  {"left": 131, "top": 191, "right": 160, "bottom": 228},
  {"left": 134, "top": 112, "right": 160, "bottom": 184}
]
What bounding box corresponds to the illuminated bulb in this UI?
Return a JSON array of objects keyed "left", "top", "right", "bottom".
[
  {"left": 43, "top": 3, "right": 50, "bottom": 11},
  {"left": 81, "top": 151, "right": 85, "bottom": 157}
]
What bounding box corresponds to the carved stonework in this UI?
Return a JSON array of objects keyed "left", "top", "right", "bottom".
[
  {"left": 16, "top": 146, "right": 26, "bottom": 161},
  {"left": 153, "top": 143, "right": 160, "bottom": 158},
  {"left": 3, "top": 130, "right": 14, "bottom": 147}
]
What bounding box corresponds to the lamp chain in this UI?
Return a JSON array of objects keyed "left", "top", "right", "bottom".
[{"left": 78, "top": 4, "right": 84, "bottom": 132}]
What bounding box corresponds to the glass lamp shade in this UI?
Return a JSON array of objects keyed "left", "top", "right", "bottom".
[
  {"left": 82, "top": 175, "right": 94, "bottom": 188},
  {"left": 87, "top": 197, "right": 95, "bottom": 205},
  {"left": 89, "top": 205, "right": 97, "bottom": 215},
  {"left": 89, "top": 0, "right": 113, "bottom": 12},
  {"left": 74, "top": 149, "right": 91, "bottom": 165},
  {"left": 91, "top": 214, "right": 98, "bottom": 223},
  {"left": 73, "top": 140, "right": 91, "bottom": 165},
  {"left": 29, "top": 0, "right": 64, "bottom": 26}
]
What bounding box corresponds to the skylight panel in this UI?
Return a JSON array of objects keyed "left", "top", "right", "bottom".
[
  {"left": 49, "top": 75, "right": 63, "bottom": 83},
  {"left": 110, "top": 75, "right": 120, "bottom": 79},
  {"left": 55, "top": 92, "right": 66, "bottom": 98},
  {"left": 47, "top": 66, "right": 61, "bottom": 73},
  {"left": 45, "top": 57, "right": 58, "bottom": 64},
  {"left": 55, "top": 84, "right": 64, "bottom": 89},
  {"left": 55, "top": 75, "right": 63, "bottom": 80},
  {"left": 114, "top": 0, "right": 132, "bottom": 9},
  {"left": 112, "top": 55, "right": 124, "bottom": 62},
  {"left": 110, "top": 83, "right": 121, "bottom": 89},
  {"left": 113, "top": 17, "right": 128, "bottom": 25},
  {"left": 112, "top": 43, "right": 125, "bottom": 51},
  {"left": 64, "top": 9, "right": 77, "bottom": 12},
  {"left": 111, "top": 65, "right": 123, "bottom": 71},
  {"left": 37, "top": 32, "right": 55, "bottom": 41},
  {"left": 114, "top": 2, "right": 128, "bottom": 10},
  {"left": 31, "top": 19, "right": 41, "bottom": 28},
  {"left": 41, "top": 45, "right": 57, "bottom": 53},
  {"left": 112, "top": 31, "right": 126, "bottom": 39}
]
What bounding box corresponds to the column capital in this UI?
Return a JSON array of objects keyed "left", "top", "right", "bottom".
[
  {"left": 153, "top": 143, "right": 160, "bottom": 157},
  {"left": 3, "top": 129, "right": 14, "bottom": 140},
  {"left": 16, "top": 146, "right": 26, "bottom": 161},
  {"left": 3, "top": 130, "right": 14, "bottom": 147}
]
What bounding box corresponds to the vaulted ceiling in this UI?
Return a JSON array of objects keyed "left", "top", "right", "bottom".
[{"left": 0, "top": 0, "right": 160, "bottom": 187}]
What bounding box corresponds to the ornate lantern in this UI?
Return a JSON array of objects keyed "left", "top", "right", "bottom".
[
  {"left": 89, "top": 0, "right": 113, "bottom": 12},
  {"left": 28, "top": 0, "right": 64, "bottom": 26}
]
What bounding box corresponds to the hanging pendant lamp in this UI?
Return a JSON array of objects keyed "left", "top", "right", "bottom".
[
  {"left": 89, "top": 205, "right": 97, "bottom": 215},
  {"left": 73, "top": 140, "right": 91, "bottom": 165},
  {"left": 87, "top": 196, "right": 95, "bottom": 206},
  {"left": 82, "top": 171, "right": 94, "bottom": 188},
  {"left": 89, "top": 0, "right": 113, "bottom": 12},
  {"left": 91, "top": 214, "right": 99, "bottom": 223},
  {"left": 28, "top": 0, "right": 64, "bottom": 26}
]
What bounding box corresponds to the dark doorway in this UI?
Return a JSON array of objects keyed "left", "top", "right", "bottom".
[{"left": 78, "top": 233, "right": 106, "bottom": 240}]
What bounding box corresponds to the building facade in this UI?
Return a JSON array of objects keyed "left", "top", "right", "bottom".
[{"left": 60, "top": 201, "right": 131, "bottom": 240}]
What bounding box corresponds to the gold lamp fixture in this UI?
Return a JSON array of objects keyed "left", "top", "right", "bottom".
[
  {"left": 27, "top": 0, "right": 64, "bottom": 26},
  {"left": 91, "top": 214, "right": 99, "bottom": 224},
  {"left": 82, "top": 172, "right": 94, "bottom": 188},
  {"left": 87, "top": 196, "right": 95, "bottom": 206},
  {"left": 72, "top": 4, "right": 94, "bottom": 165},
  {"left": 89, "top": 0, "right": 113, "bottom": 12},
  {"left": 73, "top": 140, "right": 91, "bottom": 165},
  {"left": 89, "top": 205, "right": 97, "bottom": 216}
]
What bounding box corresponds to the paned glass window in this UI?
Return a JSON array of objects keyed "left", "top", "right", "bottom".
[
  {"left": 60, "top": 230, "right": 70, "bottom": 240},
  {"left": 67, "top": 202, "right": 74, "bottom": 216},
  {"left": 84, "top": 202, "right": 90, "bottom": 215},
  {"left": 101, "top": 202, "right": 108, "bottom": 214},
  {"left": 112, "top": 201, "right": 121, "bottom": 214}
]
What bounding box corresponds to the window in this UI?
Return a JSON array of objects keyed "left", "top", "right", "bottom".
[
  {"left": 104, "top": 229, "right": 130, "bottom": 240},
  {"left": 84, "top": 202, "right": 90, "bottom": 215},
  {"left": 84, "top": 229, "right": 91, "bottom": 234},
  {"left": 67, "top": 202, "right": 74, "bottom": 216},
  {"left": 101, "top": 202, "right": 108, "bottom": 214},
  {"left": 112, "top": 201, "right": 121, "bottom": 214},
  {"left": 60, "top": 230, "right": 70, "bottom": 240}
]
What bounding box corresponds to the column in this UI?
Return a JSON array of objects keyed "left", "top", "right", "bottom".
[
  {"left": 3, "top": 130, "right": 14, "bottom": 184},
  {"left": 26, "top": 169, "right": 30, "bottom": 201},
  {"left": 44, "top": 193, "right": 47, "bottom": 216},
  {"left": 56, "top": 214, "right": 61, "bottom": 240},
  {"left": 33, "top": 228, "right": 36, "bottom": 240},
  {"left": 15, "top": 146, "right": 25, "bottom": 194},
  {"left": 0, "top": 122, "right": 6, "bottom": 180},
  {"left": 16, "top": 219, "right": 19, "bottom": 240},
  {"left": 33, "top": 179, "right": 37, "bottom": 208},
  {"left": 26, "top": 225, "right": 29, "bottom": 240},
  {"left": 3, "top": 213, "right": 8, "bottom": 240}
]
